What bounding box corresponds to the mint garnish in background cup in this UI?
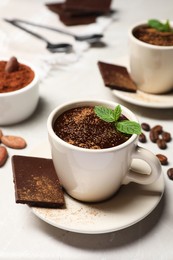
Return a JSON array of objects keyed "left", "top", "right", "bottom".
[{"left": 148, "top": 19, "right": 173, "bottom": 32}]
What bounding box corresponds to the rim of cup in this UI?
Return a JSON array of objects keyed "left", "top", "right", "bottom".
[
  {"left": 129, "top": 20, "right": 173, "bottom": 50},
  {"left": 47, "top": 99, "right": 138, "bottom": 153}
]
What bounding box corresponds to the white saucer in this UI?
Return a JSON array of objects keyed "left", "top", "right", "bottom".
[
  {"left": 111, "top": 57, "right": 173, "bottom": 108},
  {"left": 30, "top": 142, "right": 164, "bottom": 234}
]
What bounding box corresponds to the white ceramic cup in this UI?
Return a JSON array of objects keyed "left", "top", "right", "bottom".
[
  {"left": 129, "top": 22, "right": 173, "bottom": 94},
  {"left": 0, "top": 59, "right": 39, "bottom": 125},
  {"left": 47, "top": 100, "right": 162, "bottom": 202}
]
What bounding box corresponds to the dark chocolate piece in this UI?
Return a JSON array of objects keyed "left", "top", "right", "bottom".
[
  {"left": 64, "top": 0, "right": 112, "bottom": 13},
  {"left": 46, "top": 3, "right": 104, "bottom": 16},
  {"left": 46, "top": 3, "right": 100, "bottom": 26},
  {"left": 46, "top": 3, "right": 65, "bottom": 15},
  {"left": 59, "top": 14, "right": 97, "bottom": 26},
  {"left": 12, "top": 155, "right": 65, "bottom": 208},
  {"left": 98, "top": 61, "right": 137, "bottom": 92},
  {"left": 46, "top": 1, "right": 112, "bottom": 26}
]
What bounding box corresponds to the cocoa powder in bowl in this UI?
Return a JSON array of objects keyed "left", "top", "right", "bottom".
[
  {"left": 0, "top": 57, "right": 35, "bottom": 93},
  {"left": 53, "top": 106, "right": 131, "bottom": 149}
]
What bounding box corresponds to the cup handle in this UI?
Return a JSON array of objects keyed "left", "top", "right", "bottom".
[{"left": 122, "top": 146, "right": 162, "bottom": 185}]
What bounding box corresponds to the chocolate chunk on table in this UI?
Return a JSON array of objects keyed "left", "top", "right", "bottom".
[
  {"left": 46, "top": 0, "right": 112, "bottom": 26},
  {"left": 46, "top": 3, "right": 104, "bottom": 16},
  {"left": 98, "top": 61, "right": 137, "bottom": 92},
  {"left": 12, "top": 155, "right": 65, "bottom": 208},
  {"left": 46, "top": 3, "right": 103, "bottom": 26},
  {"left": 64, "top": 0, "right": 112, "bottom": 13},
  {"left": 59, "top": 14, "right": 97, "bottom": 26},
  {"left": 46, "top": 3, "right": 99, "bottom": 25}
]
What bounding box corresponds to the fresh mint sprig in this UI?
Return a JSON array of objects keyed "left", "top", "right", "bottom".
[
  {"left": 94, "top": 105, "right": 141, "bottom": 135},
  {"left": 148, "top": 19, "right": 173, "bottom": 32}
]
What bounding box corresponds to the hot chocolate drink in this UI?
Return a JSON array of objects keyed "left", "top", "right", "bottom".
[
  {"left": 53, "top": 106, "right": 131, "bottom": 149},
  {"left": 133, "top": 24, "right": 173, "bottom": 46}
]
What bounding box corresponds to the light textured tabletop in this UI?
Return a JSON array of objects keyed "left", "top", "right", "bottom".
[{"left": 0, "top": 0, "right": 173, "bottom": 259}]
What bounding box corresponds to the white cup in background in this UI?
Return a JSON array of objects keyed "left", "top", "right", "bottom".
[{"left": 129, "top": 22, "right": 173, "bottom": 94}]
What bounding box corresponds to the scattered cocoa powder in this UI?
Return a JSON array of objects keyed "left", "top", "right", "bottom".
[
  {"left": 0, "top": 57, "right": 35, "bottom": 93},
  {"left": 53, "top": 106, "right": 131, "bottom": 149}
]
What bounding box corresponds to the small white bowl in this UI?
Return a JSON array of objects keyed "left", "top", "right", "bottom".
[{"left": 0, "top": 59, "right": 39, "bottom": 125}]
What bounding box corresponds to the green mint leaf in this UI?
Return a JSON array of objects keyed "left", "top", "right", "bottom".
[
  {"left": 148, "top": 19, "right": 164, "bottom": 31},
  {"left": 116, "top": 121, "right": 142, "bottom": 135},
  {"left": 114, "top": 105, "right": 122, "bottom": 121},
  {"left": 148, "top": 19, "right": 173, "bottom": 32},
  {"left": 94, "top": 105, "right": 142, "bottom": 135},
  {"left": 164, "top": 20, "right": 172, "bottom": 32},
  {"left": 94, "top": 106, "right": 115, "bottom": 123}
]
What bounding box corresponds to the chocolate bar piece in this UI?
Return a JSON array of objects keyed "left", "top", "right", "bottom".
[
  {"left": 46, "top": 3, "right": 100, "bottom": 26},
  {"left": 59, "top": 14, "right": 97, "bottom": 26},
  {"left": 46, "top": 3, "right": 103, "bottom": 16},
  {"left": 98, "top": 61, "right": 137, "bottom": 92},
  {"left": 46, "top": 1, "right": 112, "bottom": 26},
  {"left": 64, "top": 0, "right": 112, "bottom": 13},
  {"left": 46, "top": 3, "right": 65, "bottom": 15},
  {"left": 12, "top": 155, "right": 65, "bottom": 208}
]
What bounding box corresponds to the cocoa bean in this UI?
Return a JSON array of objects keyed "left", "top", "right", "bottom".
[
  {"left": 151, "top": 125, "right": 163, "bottom": 134},
  {"left": 5, "top": 56, "right": 19, "bottom": 73},
  {"left": 156, "top": 138, "right": 167, "bottom": 149},
  {"left": 0, "top": 146, "right": 8, "bottom": 167},
  {"left": 139, "top": 133, "right": 147, "bottom": 143},
  {"left": 156, "top": 154, "right": 168, "bottom": 165},
  {"left": 0, "top": 129, "right": 3, "bottom": 142},
  {"left": 162, "top": 131, "right": 171, "bottom": 142},
  {"left": 149, "top": 130, "right": 159, "bottom": 143},
  {"left": 167, "top": 168, "right": 173, "bottom": 180},
  {"left": 141, "top": 123, "right": 150, "bottom": 131},
  {"left": 1, "top": 135, "right": 27, "bottom": 149}
]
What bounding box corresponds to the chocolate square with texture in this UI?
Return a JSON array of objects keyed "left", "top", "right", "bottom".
[
  {"left": 98, "top": 61, "right": 137, "bottom": 92},
  {"left": 12, "top": 155, "right": 65, "bottom": 208}
]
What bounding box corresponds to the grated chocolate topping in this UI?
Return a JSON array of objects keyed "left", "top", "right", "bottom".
[
  {"left": 53, "top": 106, "right": 131, "bottom": 149},
  {"left": 133, "top": 25, "right": 173, "bottom": 46}
]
